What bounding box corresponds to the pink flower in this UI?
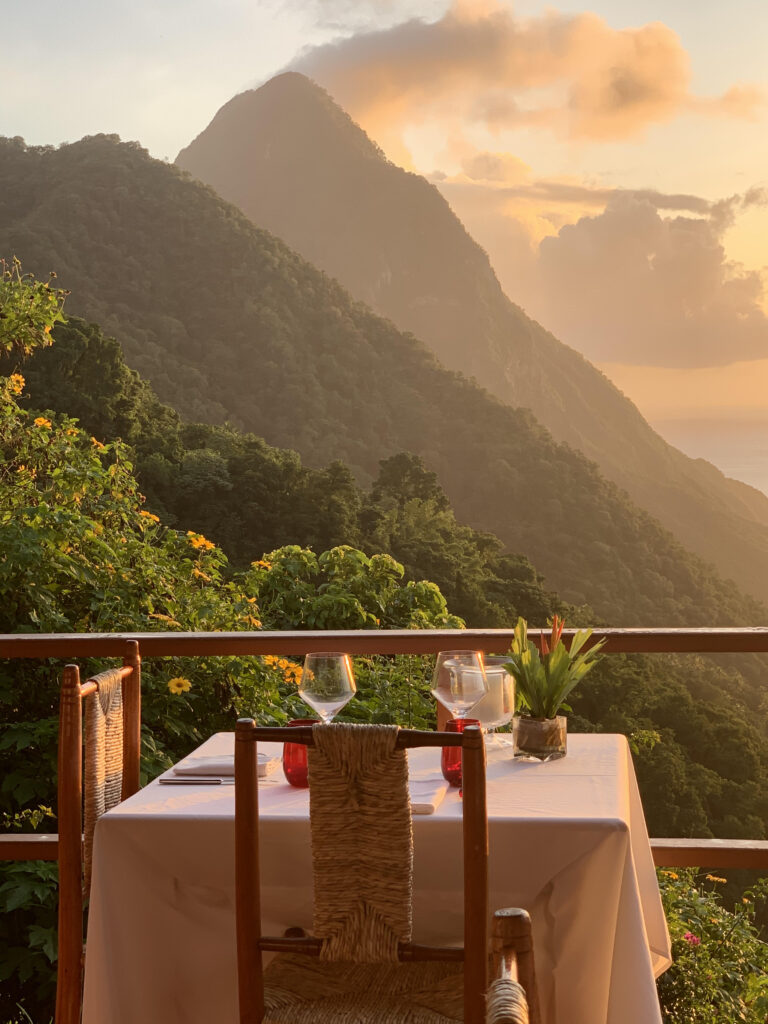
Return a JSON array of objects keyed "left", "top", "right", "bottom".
[{"left": 683, "top": 931, "right": 701, "bottom": 946}]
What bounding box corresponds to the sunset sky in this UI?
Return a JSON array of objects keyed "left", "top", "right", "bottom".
[{"left": 3, "top": 0, "right": 768, "bottom": 428}]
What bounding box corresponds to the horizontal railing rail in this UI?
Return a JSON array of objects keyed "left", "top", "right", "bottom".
[
  {"left": 4, "top": 626, "right": 768, "bottom": 658},
  {"left": 3, "top": 627, "right": 768, "bottom": 869}
]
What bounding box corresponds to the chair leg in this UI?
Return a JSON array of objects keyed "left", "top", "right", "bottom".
[
  {"left": 491, "top": 909, "right": 541, "bottom": 1024},
  {"left": 56, "top": 665, "right": 84, "bottom": 1024}
]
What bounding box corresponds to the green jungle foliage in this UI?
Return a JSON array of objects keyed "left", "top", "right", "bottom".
[
  {"left": 657, "top": 869, "right": 768, "bottom": 1023},
  {"left": 1, "top": 135, "right": 767, "bottom": 628},
  {"left": 1, "top": 316, "right": 767, "bottom": 1018},
  {"left": 16, "top": 320, "right": 768, "bottom": 843},
  {"left": 0, "top": 258, "right": 67, "bottom": 360},
  {"left": 19, "top": 317, "right": 567, "bottom": 630},
  {"left": 0, "top": 371, "right": 463, "bottom": 1020}
]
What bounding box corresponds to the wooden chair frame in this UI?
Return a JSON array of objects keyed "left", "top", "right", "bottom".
[
  {"left": 234, "top": 720, "right": 540, "bottom": 1024},
  {"left": 0, "top": 640, "right": 141, "bottom": 1024}
]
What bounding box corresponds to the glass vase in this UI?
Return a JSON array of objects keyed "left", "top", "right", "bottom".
[{"left": 513, "top": 715, "right": 567, "bottom": 761}]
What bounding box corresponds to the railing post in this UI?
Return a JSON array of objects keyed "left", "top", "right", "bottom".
[
  {"left": 122, "top": 640, "right": 141, "bottom": 799},
  {"left": 56, "top": 664, "right": 83, "bottom": 1024}
]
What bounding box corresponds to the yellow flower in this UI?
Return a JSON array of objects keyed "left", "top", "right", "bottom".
[
  {"left": 65, "top": 428, "right": 78, "bottom": 437},
  {"left": 192, "top": 568, "right": 211, "bottom": 582},
  {"left": 242, "top": 615, "right": 262, "bottom": 628},
  {"left": 34, "top": 416, "right": 52, "bottom": 429},
  {"left": 167, "top": 677, "right": 192, "bottom": 695},
  {"left": 282, "top": 660, "right": 303, "bottom": 685},
  {"left": 187, "top": 531, "right": 215, "bottom": 551},
  {"left": 263, "top": 655, "right": 279, "bottom": 667},
  {"left": 149, "top": 613, "right": 182, "bottom": 627},
  {"left": 705, "top": 874, "right": 727, "bottom": 884},
  {"left": 661, "top": 871, "right": 679, "bottom": 880},
  {"left": 742, "top": 897, "right": 750, "bottom": 905},
  {"left": 9, "top": 373, "right": 24, "bottom": 395},
  {"left": 139, "top": 510, "right": 160, "bottom": 523},
  {"left": 251, "top": 559, "right": 272, "bottom": 570},
  {"left": 90, "top": 436, "right": 105, "bottom": 449}
]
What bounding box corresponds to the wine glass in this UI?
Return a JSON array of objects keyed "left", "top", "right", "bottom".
[
  {"left": 471, "top": 662, "right": 515, "bottom": 748},
  {"left": 431, "top": 650, "right": 488, "bottom": 720},
  {"left": 298, "top": 653, "right": 356, "bottom": 723}
]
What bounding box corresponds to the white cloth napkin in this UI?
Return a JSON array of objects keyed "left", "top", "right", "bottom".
[
  {"left": 409, "top": 778, "right": 449, "bottom": 814},
  {"left": 173, "top": 753, "right": 280, "bottom": 778}
]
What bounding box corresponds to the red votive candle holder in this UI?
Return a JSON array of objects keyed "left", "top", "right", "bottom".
[
  {"left": 282, "top": 719, "right": 319, "bottom": 788},
  {"left": 441, "top": 718, "right": 481, "bottom": 788}
]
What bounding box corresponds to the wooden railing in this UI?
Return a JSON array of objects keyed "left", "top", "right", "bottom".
[
  {"left": 2, "top": 627, "right": 768, "bottom": 870},
  {"left": 5, "top": 625, "right": 768, "bottom": 657}
]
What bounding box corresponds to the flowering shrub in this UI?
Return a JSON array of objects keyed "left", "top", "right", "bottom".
[
  {"left": 657, "top": 868, "right": 768, "bottom": 1022},
  {"left": 0, "top": 256, "right": 68, "bottom": 360},
  {"left": 0, "top": 365, "right": 469, "bottom": 1021}
]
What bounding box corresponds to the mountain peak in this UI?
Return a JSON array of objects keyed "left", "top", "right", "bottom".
[{"left": 177, "top": 72, "right": 387, "bottom": 180}]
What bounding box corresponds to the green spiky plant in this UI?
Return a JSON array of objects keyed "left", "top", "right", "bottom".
[{"left": 504, "top": 616, "right": 605, "bottom": 720}]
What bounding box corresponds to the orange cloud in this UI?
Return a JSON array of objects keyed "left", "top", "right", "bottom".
[
  {"left": 292, "top": 0, "right": 762, "bottom": 155},
  {"left": 539, "top": 194, "right": 767, "bottom": 367},
  {"left": 689, "top": 84, "right": 764, "bottom": 121},
  {"left": 459, "top": 150, "right": 531, "bottom": 183}
]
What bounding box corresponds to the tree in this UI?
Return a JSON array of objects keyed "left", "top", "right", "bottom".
[{"left": 0, "top": 257, "right": 68, "bottom": 362}]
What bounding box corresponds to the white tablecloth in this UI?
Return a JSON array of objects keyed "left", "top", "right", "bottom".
[{"left": 82, "top": 733, "right": 670, "bottom": 1024}]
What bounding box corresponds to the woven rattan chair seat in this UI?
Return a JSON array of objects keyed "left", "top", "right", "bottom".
[{"left": 263, "top": 953, "right": 464, "bottom": 1023}]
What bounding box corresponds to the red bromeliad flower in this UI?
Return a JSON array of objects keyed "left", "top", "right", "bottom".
[
  {"left": 551, "top": 614, "right": 564, "bottom": 649},
  {"left": 540, "top": 615, "right": 564, "bottom": 656}
]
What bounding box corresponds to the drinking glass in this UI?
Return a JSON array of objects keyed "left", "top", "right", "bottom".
[
  {"left": 282, "top": 718, "right": 319, "bottom": 788},
  {"left": 298, "top": 653, "right": 356, "bottom": 723},
  {"left": 441, "top": 718, "right": 481, "bottom": 787},
  {"left": 471, "top": 662, "right": 515, "bottom": 748},
  {"left": 431, "top": 650, "right": 488, "bottom": 720}
]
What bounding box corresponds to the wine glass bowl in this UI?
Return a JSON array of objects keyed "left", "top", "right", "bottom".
[
  {"left": 431, "top": 650, "right": 488, "bottom": 720},
  {"left": 298, "top": 653, "right": 356, "bottom": 723}
]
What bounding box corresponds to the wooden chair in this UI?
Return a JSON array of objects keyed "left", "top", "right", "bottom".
[
  {"left": 234, "top": 720, "right": 541, "bottom": 1024},
  {"left": 0, "top": 640, "right": 141, "bottom": 1024}
]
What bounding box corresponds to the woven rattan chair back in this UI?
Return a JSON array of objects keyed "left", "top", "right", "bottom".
[
  {"left": 55, "top": 642, "right": 142, "bottom": 1024},
  {"left": 234, "top": 720, "right": 489, "bottom": 1024}
]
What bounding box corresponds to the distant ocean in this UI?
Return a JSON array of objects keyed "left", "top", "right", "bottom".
[{"left": 655, "top": 419, "right": 768, "bottom": 498}]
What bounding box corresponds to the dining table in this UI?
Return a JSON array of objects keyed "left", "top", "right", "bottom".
[{"left": 81, "top": 731, "right": 671, "bottom": 1024}]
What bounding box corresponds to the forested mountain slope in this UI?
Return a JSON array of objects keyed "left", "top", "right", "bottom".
[
  {"left": 0, "top": 133, "right": 763, "bottom": 628},
  {"left": 176, "top": 72, "right": 768, "bottom": 607},
  {"left": 16, "top": 319, "right": 768, "bottom": 844},
  {"left": 20, "top": 317, "right": 563, "bottom": 629}
]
